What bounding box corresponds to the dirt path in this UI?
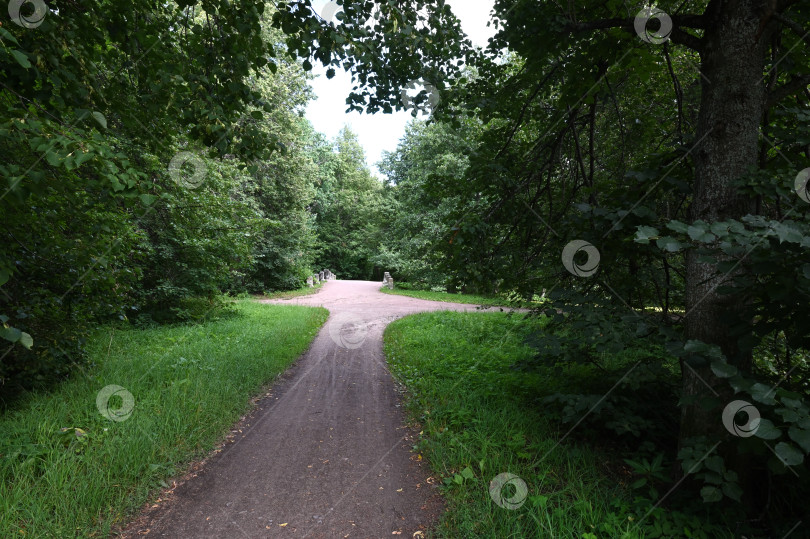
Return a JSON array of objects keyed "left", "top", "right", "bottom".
[{"left": 123, "top": 280, "right": 517, "bottom": 538}]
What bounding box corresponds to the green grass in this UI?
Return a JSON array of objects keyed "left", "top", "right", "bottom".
[
  {"left": 383, "top": 312, "right": 728, "bottom": 538},
  {"left": 0, "top": 300, "right": 327, "bottom": 537},
  {"left": 258, "top": 281, "right": 324, "bottom": 300},
  {"left": 380, "top": 286, "right": 531, "bottom": 307}
]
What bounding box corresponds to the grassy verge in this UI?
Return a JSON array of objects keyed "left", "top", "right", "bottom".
[
  {"left": 258, "top": 281, "right": 324, "bottom": 300},
  {"left": 384, "top": 311, "right": 730, "bottom": 538},
  {"left": 380, "top": 286, "right": 531, "bottom": 307},
  {"left": 0, "top": 301, "right": 327, "bottom": 537}
]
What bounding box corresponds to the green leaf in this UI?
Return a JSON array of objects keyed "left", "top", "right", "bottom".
[
  {"left": 45, "top": 150, "right": 62, "bottom": 167},
  {"left": 700, "top": 485, "right": 722, "bottom": 503},
  {"left": 0, "top": 27, "right": 20, "bottom": 45},
  {"left": 753, "top": 418, "right": 781, "bottom": 440},
  {"left": 140, "top": 194, "right": 157, "bottom": 206},
  {"left": 721, "top": 481, "right": 743, "bottom": 502},
  {"left": 772, "top": 222, "right": 803, "bottom": 244},
  {"left": 460, "top": 466, "right": 474, "bottom": 480},
  {"left": 630, "top": 478, "right": 647, "bottom": 489},
  {"left": 19, "top": 332, "right": 33, "bottom": 349},
  {"left": 688, "top": 224, "right": 716, "bottom": 242},
  {"left": 710, "top": 360, "right": 737, "bottom": 378},
  {"left": 11, "top": 50, "right": 31, "bottom": 69},
  {"left": 0, "top": 326, "right": 22, "bottom": 343},
  {"left": 635, "top": 226, "right": 659, "bottom": 244},
  {"left": 704, "top": 455, "right": 724, "bottom": 473},
  {"left": 656, "top": 236, "right": 683, "bottom": 252},
  {"left": 666, "top": 220, "right": 689, "bottom": 233},
  {"left": 788, "top": 426, "right": 810, "bottom": 453},
  {"left": 750, "top": 383, "right": 777, "bottom": 405},
  {"left": 91, "top": 112, "right": 107, "bottom": 129},
  {"left": 774, "top": 442, "right": 803, "bottom": 466}
]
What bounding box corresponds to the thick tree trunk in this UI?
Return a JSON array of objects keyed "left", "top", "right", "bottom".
[{"left": 681, "top": 3, "right": 774, "bottom": 441}]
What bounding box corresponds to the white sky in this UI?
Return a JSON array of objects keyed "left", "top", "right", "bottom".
[{"left": 304, "top": 0, "right": 496, "bottom": 176}]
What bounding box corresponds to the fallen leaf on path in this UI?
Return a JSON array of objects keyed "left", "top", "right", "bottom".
[
  {"left": 396, "top": 488, "right": 403, "bottom": 492},
  {"left": 280, "top": 523, "right": 288, "bottom": 527},
  {"left": 413, "top": 533, "right": 425, "bottom": 538}
]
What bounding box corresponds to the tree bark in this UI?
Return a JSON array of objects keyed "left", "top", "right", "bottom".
[{"left": 681, "top": 0, "right": 775, "bottom": 464}]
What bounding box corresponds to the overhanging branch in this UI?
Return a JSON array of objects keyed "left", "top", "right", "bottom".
[
  {"left": 766, "top": 75, "right": 810, "bottom": 109},
  {"left": 563, "top": 14, "right": 705, "bottom": 52}
]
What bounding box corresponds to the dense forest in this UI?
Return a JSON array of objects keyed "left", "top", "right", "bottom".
[{"left": 2, "top": 0, "right": 810, "bottom": 536}]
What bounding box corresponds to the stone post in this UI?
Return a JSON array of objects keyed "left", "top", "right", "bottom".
[
  {"left": 386, "top": 277, "right": 394, "bottom": 290},
  {"left": 319, "top": 271, "right": 325, "bottom": 281},
  {"left": 306, "top": 276, "right": 314, "bottom": 288}
]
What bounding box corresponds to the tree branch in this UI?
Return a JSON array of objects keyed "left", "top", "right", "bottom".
[
  {"left": 765, "top": 75, "right": 810, "bottom": 109},
  {"left": 562, "top": 14, "right": 705, "bottom": 52},
  {"left": 563, "top": 14, "right": 706, "bottom": 32},
  {"left": 772, "top": 12, "right": 810, "bottom": 46},
  {"left": 669, "top": 27, "right": 703, "bottom": 52}
]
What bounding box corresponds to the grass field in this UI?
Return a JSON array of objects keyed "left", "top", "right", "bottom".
[
  {"left": 383, "top": 311, "right": 731, "bottom": 538},
  {"left": 0, "top": 301, "right": 327, "bottom": 537},
  {"left": 380, "top": 286, "right": 532, "bottom": 307}
]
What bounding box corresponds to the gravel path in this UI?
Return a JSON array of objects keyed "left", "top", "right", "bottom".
[{"left": 122, "top": 280, "right": 514, "bottom": 538}]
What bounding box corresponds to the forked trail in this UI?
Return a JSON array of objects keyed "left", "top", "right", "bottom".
[{"left": 124, "top": 279, "right": 512, "bottom": 538}]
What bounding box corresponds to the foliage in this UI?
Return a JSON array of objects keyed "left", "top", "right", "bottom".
[
  {"left": 310, "top": 128, "right": 388, "bottom": 279},
  {"left": 384, "top": 311, "right": 735, "bottom": 537},
  {"left": 0, "top": 4, "right": 320, "bottom": 389},
  {"left": 271, "top": 0, "right": 810, "bottom": 526},
  {"left": 377, "top": 120, "right": 473, "bottom": 288}
]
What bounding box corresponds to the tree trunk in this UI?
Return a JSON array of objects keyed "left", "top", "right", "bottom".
[{"left": 681, "top": 0, "right": 776, "bottom": 493}]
